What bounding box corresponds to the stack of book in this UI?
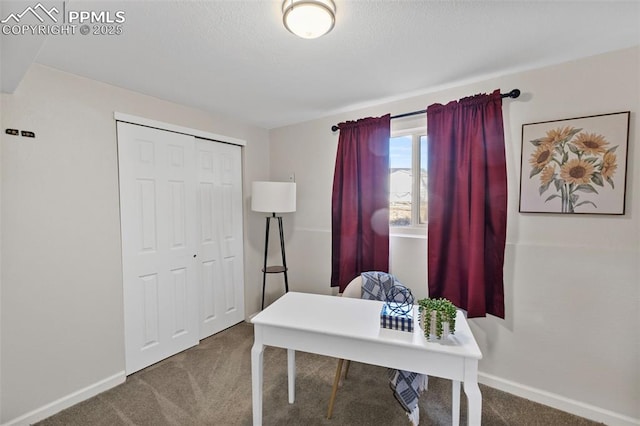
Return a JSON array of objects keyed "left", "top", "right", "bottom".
[{"left": 380, "top": 302, "right": 413, "bottom": 332}]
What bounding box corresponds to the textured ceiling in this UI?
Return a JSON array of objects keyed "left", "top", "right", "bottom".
[{"left": 2, "top": 0, "right": 639, "bottom": 128}]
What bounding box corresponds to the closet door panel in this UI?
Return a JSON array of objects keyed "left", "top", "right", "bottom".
[
  {"left": 118, "top": 122, "right": 199, "bottom": 374},
  {"left": 196, "top": 140, "right": 245, "bottom": 338}
]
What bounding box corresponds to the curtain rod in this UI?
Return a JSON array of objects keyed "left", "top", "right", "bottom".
[{"left": 330, "top": 88, "right": 521, "bottom": 132}]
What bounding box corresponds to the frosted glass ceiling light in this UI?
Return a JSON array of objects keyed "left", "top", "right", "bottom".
[{"left": 282, "top": 0, "right": 336, "bottom": 39}]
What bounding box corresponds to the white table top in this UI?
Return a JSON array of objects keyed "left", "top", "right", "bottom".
[{"left": 252, "top": 292, "right": 482, "bottom": 360}]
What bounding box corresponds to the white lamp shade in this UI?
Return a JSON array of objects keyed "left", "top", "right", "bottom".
[{"left": 251, "top": 181, "right": 296, "bottom": 213}]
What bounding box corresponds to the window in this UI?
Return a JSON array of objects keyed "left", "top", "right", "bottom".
[{"left": 389, "top": 130, "right": 427, "bottom": 227}]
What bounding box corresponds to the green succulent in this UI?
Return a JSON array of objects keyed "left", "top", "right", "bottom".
[{"left": 418, "top": 297, "right": 457, "bottom": 339}]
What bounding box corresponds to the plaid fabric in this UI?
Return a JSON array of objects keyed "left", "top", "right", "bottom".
[
  {"left": 361, "top": 271, "right": 396, "bottom": 300},
  {"left": 389, "top": 369, "right": 428, "bottom": 423},
  {"left": 360, "top": 272, "right": 426, "bottom": 424}
]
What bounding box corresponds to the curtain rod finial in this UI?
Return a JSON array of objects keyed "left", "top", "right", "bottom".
[
  {"left": 507, "top": 89, "right": 520, "bottom": 98},
  {"left": 331, "top": 125, "right": 339, "bottom": 132}
]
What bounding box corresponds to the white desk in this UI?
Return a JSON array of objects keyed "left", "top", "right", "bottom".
[{"left": 251, "top": 292, "right": 483, "bottom": 425}]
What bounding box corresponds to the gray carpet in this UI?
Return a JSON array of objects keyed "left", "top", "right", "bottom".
[{"left": 37, "top": 322, "right": 601, "bottom": 426}]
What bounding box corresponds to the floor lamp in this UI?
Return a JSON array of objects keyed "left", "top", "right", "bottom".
[{"left": 251, "top": 181, "right": 296, "bottom": 310}]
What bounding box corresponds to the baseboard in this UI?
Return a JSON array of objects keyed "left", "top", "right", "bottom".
[
  {"left": 478, "top": 372, "right": 640, "bottom": 426},
  {"left": 2, "top": 371, "right": 126, "bottom": 426}
]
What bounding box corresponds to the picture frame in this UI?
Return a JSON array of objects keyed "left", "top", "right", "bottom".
[{"left": 519, "top": 111, "right": 630, "bottom": 214}]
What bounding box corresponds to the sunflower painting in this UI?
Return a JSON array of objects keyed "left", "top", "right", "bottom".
[{"left": 519, "top": 112, "right": 629, "bottom": 214}]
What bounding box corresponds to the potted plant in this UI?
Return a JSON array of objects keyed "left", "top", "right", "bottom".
[{"left": 417, "top": 298, "right": 457, "bottom": 340}]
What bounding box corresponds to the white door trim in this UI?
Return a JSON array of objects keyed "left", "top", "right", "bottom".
[{"left": 114, "top": 112, "right": 246, "bottom": 146}]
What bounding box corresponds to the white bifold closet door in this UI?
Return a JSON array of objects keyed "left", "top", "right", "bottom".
[
  {"left": 117, "top": 122, "right": 244, "bottom": 375},
  {"left": 195, "top": 138, "right": 245, "bottom": 339}
]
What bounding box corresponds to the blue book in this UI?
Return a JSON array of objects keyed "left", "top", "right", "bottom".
[{"left": 380, "top": 303, "right": 414, "bottom": 332}]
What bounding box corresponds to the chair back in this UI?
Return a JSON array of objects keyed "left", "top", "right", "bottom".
[{"left": 341, "top": 276, "right": 362, "bottom": 299}]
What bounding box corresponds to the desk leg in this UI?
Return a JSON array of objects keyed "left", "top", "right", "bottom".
[
  {"left": 452, "top": 380, "right": 461, "bottom": 426},
  {"left": 251, "top": 339, "right": 265, "bottom": 426},
  {"left": 287, "top": 349, "right": 296, "bottom": 403},
  {"left": 463, "top": 359, "right": 482, "bottom": 426}
]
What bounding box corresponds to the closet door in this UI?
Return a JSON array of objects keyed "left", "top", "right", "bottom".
[
  {"left": 196, "top": 140, "right": 245, "bottom": 338},
  {"left": 117, "top": 122, "right": 199, "bottom": 374}
]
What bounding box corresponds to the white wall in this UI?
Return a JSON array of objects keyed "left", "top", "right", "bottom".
[
  {"left": 0, "top": 64, "right": 270, "bottom": 424},
  {"left": 268, "top": 46, "right": 640, "bottom": 424}
]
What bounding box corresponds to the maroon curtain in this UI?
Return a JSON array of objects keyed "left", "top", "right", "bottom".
[
  {"left": 331, "top": 115, "right": 391, "bottom": 292},
  {"left": 426, "top": 90, "right": 507, "bottom": 318}
]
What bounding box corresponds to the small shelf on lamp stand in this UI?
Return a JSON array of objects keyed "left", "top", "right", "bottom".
[{"left": 252, "top": 181, "right": 296, "bottom": 310}]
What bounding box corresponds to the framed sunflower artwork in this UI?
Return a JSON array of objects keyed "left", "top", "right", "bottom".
[{"left": 519, "top": 111, "right": 630, "bottom": 214}]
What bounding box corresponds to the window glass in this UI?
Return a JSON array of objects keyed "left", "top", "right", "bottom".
[
  {"left": 389, "top": 135, "right": 412, "bottom": 226},
  {"left": 389, "top": 132, "right": 427, "bottom": 228},
  {"left": 419, "top": 135, "right": 428, "bottom": 223}
]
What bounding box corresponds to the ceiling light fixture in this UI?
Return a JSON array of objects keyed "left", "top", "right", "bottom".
[{"left": 282, "top": 0, "right": 336, "bottom": 39}]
